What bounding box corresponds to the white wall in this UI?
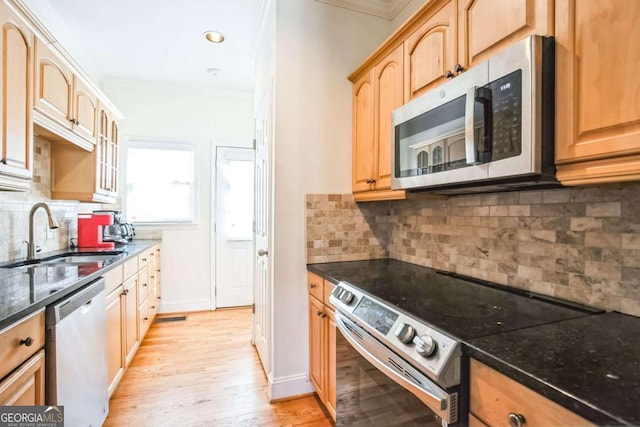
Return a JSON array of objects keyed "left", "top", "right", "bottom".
[
  {"left": 264, "top": 0, "right": 393, "bottom": 398},
  {"left": 101, "top": 79, "right": 254, "bottom": 313}
]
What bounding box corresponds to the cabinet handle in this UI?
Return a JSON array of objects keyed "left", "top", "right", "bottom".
[
  {"left": 365, "top": 178, "right": 377, "bottom": 184},
  {"left": 444, "top": 70, "right": 454, "bottom": 79},
  {"left": 19, "top": 337, "right": 33, "bottom": 347},
  {"left": 142, "top": 258, "right": 147, "bottom": 262},
  {"left": 507, "top": 413, "right": 526, "bottom": 427},
  {"left": 121, "top": 291, "right": 127, "bottom": 297},
  {"left": 454, "top": 63, "right": 464, "bottom": 73}
]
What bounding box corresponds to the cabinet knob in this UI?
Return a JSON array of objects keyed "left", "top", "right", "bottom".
[
  {"left": 0, "top": 158, "right": 6, "bottom": 164},
  {"left": 143, "top": 283, "right": 147, "bottom": 287},
  {"left": 444, "top": 70, "right": 454, "bottom": 79},
  {"left": 20, "top": 337, "right": 33, "bottom": 347},
  {"left": 151, "top": 306, "right": 156, "bottom": 309},
  {"left": 310, "top": 284, "right": 317, "bottom": 289},
  {"left": 508, "top": 413, "right": 526, "bottom": 427},
  {"left": 144, "top": 317, "right": 148, "bottom": 321},
  {"left": 365, "top": 178, "right": 377, "bottom": 184},
  {"left": 321, "top": 313, "right": 327, "bottom": 319},
  {"left": 454, "top": 63, "right": 464, "bottom": 73},
  {"left": 142, "top": 258, "right": 147, "bottom": 262}
]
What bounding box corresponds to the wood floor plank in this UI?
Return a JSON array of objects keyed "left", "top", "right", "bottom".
[{"left": 104, "top": 308, "right": 332, "bottom": 427}]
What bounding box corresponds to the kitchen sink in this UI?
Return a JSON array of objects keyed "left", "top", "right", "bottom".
[
  {"left": 0, "top": 250, "right": 124, "bottom": 269},
  {"left": 41, "top": 254, "right": 117, "bottom": 264}
]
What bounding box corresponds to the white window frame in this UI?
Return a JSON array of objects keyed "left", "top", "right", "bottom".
[{"left": 124, "top": 140, "right": 199, "bottom": 226}]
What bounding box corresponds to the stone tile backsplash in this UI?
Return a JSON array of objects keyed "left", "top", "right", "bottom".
[
  {"left": 0, "top": 137, "right": 102, "bottom": 263},
  {"left": 306, "top": 184, "right": 640, "bottom": 316}
]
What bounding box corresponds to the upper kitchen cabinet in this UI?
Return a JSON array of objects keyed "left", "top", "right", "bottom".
[
  {"left": 457, "top": 0, "right": 553, "bottom": 70},
  {"left": 0, "top": 1, "right": 34, "bottom": 191},
  {"left": 351, "top": 46, "right": 406, "bottom": 202},
  {"left": 404, "top": 0, "right": 456, "bottom": 101},
  {"left": 555, "top": 0, "right": 640, "bottom": 185},
  {"left": 34, "top": 38, "right": 98, "bottom": 151},
  {"left": 51, "top": 104, "right": 119, "bottom": 203}
]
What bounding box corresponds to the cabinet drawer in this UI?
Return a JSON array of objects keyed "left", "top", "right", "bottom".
[
  {"left": 0, "top": 311, "right": 45, "bottom": 380},
  {"left": 104, "top": 264, "right": 123, "bottom": 294},
  {"left": 137, "top": 265, "right": 149, "bottom": 306},
  {"left": 123, "top": 257, "right": 138, "bottom": 280},
  {"left": 138, "top": 249, "right": 152, "bottom": 269},
  {"left": 307, "top": 272, "right": 324, "bottom": 301},
  {"left": 0, "top": 349, "right": 45, "bottom": 406},
  {"left": 470, "top": 359, "right": 594, "bottom": 427}
]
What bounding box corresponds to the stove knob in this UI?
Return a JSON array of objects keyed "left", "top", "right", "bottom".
[
  {"left": 414, "top": 335, "right": 438, "bottom": 358},
  {"left": 339, "top": 290, "right": 354, "bottom": 305},
  {"left": 332, "top": 286, "right": 344, "bottom": 299},
  {"left": 394, "top": 323, "right": 416, "bottom": 344}
]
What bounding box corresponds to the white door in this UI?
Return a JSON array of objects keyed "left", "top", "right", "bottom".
[
  {"left": 215, "top": 147, "right": 255, "bottom": 308},
  {"left": 253, "top": 86, "right": 272, "bottom": 372}
]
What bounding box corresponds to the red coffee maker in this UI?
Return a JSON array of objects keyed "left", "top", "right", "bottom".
[{"left": 77, "top": 213, "right": 115, "bottom": 249}]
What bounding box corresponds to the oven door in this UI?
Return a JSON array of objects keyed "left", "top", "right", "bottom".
[{"left": 335, "top": 313, "right": 459, "bottom": 427}]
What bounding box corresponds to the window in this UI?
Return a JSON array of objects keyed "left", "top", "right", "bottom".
[{"left": 125, "top": 141, "right": 197, "bottom": 224}]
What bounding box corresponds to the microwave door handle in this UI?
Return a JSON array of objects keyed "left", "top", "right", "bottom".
[
  {"left": 475, "top": 87, "right": 493, "bottom": 163},
  {"left": 465, "top": 86, "right": 479, "bottom": 165}
]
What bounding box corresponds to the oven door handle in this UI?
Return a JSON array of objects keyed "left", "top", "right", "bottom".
[{"left": 335, "top": 313, "right": 454, "bottom": 424}]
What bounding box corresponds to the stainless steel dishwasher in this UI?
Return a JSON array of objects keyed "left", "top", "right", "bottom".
[{"left": 46, "top": 277, "right": 109, "bottom": 427}]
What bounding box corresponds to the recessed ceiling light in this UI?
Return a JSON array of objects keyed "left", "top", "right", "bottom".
[{"left": 204, "top": 31, "right": 225, "bottom": 43}]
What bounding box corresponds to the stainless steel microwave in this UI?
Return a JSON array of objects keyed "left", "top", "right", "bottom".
[{"left": 391, "top": 36, "right": 557, "bottom": 194}]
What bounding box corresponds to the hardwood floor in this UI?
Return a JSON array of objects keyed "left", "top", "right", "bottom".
[{"left": 105, "top": 308, "right": 332, "bottom": 427}]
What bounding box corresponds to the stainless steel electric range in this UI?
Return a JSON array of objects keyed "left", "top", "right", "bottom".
[{"left": 320, "top": 259, "right": 598, "bottom": 427}]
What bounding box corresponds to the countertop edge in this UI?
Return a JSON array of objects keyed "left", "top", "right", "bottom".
[{"left": 0, "top": 240, "right": 160, "bottom": 331}]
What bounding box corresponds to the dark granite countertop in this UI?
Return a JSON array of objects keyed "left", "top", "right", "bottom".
[
  {"left": 0, "top": 240, "right": 159, "bottom": 331},
  {"left": 308, "top": 259, "right": 638, "bottom": 426},
  {"left": 466, "top": 312, "right": 640, "bottom": 426}
]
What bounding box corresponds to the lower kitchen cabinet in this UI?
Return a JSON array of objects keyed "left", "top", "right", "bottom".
[
  {"left": 106, "top": 244, "right": 162, "bottom": 397},
  {"left": 469, "top": 358, "right": 593, "bottom": 426},
  {"left": 307, "top": 272, "right": 336, "bottom": 421},
  {"left": 0, "top": 350, "right": 45, "bottom": 406}
]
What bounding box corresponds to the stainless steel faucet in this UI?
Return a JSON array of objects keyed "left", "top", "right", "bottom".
[{"left": 28, "top": 202, "right": 59, "bottom": 260}]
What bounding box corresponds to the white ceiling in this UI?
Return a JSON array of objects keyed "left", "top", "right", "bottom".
[
  {"left": 26, "top": 0, "right": 410, "bottom": 94},
  {"left": 30, "top": 0, "right": 263, "bottom": 93}
]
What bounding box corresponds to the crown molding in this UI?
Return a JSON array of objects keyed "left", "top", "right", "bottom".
[{"left": 315, "top": 0, "right": 412, "bottom": 19}]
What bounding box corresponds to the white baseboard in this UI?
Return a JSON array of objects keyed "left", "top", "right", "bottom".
[
  {"left": 268, "top": 373, "right": 315, "bottom": 401},
  {"left": 158, "top": 299, "right": 211, "bottom": 314}
]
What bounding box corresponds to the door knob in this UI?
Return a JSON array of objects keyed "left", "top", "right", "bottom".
[{"left": 258, "top": 249, "right": 268, "bottom": 256}]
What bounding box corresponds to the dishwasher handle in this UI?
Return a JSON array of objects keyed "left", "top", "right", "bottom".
[{"left": 47, "top": 278, "right": 106, "bottom": 325}]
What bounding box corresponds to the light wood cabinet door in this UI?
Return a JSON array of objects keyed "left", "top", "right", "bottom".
[
  {"left": 0, "top": 350, "right": 45, "bottom": 406},
  {"left": 352, "top": 70, "right": 375, "bottom": 193},
  {"left": 106, "top": 286, "right": 125, "bottom": 397},
  {"left": 0, "top": 3, "right": 33, "bottom": 189},
  {"left": 72, "top": 76, "right": 98, "bottom": 144},
  {"left": 34, "top": 39, "right": 73, "bottom": 127},
  {"left": 374, "top": 45, "right": 404, "bottom": 191},
  {"left": 555, "top": 0, "right": 640, "bottom": 175},
  {"left": 309, "top": 295, "right": 327, "bottom": 402},
  {"left": 458, "top": 0, "right": 552, "bottom": 69},
  {"left": 405, "top": 0, "right": 456, "bottom": 101},
  {"left": 123, "top": 275, "right": 139, "bottom": 367}
]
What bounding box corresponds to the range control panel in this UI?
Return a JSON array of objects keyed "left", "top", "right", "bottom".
[{"left": 329, "top": 281, "right": 461, "bottom": 388}]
